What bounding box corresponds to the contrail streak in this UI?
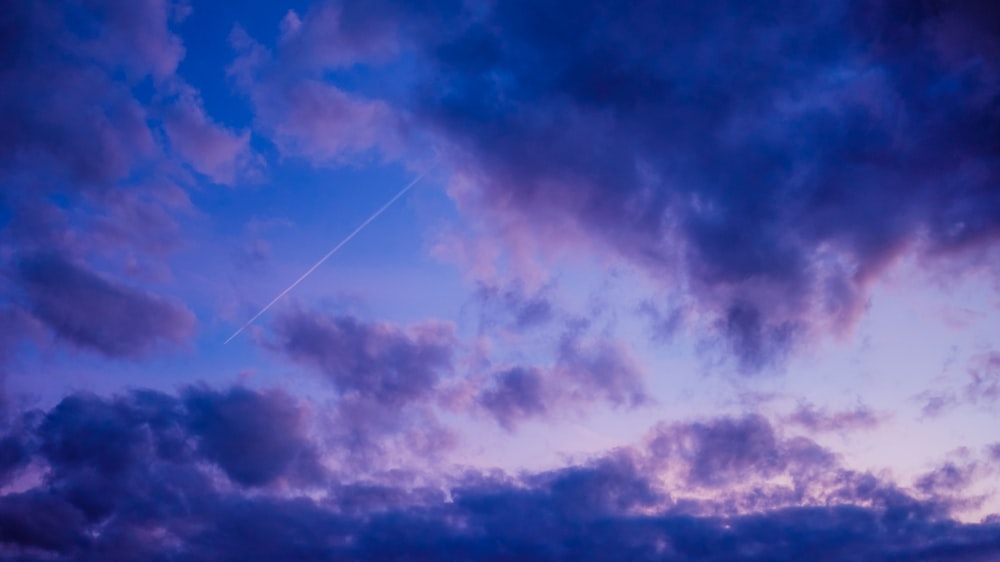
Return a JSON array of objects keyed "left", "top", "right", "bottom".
[{"left": 224, "top": 168, "right": 433, "bottom": 344}]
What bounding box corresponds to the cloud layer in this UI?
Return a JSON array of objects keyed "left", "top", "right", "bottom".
[
  {"left": 1, "top": 387, "right": 999, "bottom": 560},
  {"left": 251, "top": 0, "right": 1000, "bottom": 370}
]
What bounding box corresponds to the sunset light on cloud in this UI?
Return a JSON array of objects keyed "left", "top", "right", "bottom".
[{"left": 2, "top": 1, "right": 1000, "bottom": 560}]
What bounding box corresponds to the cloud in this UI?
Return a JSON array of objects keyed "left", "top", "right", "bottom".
[
  {"left": 15, "top": 253, "right": 195, "bottom": 358},
  {"left": 918, "top": 351, "right": 1000, "bottom": 417},
  {"left": 26, "top": 385, "right": 322, "bottom": 492},
  {"left": 270, "top": 308, "right": 455, "bottom": 404},
  {"left": 2, "top": 393, "right": 1000, "bottom": 560},
  {"left": 77, "top": 0, "right": 187, "bottom": 80},
  {"left": 0, "top": 0, "right": 246, "bottom": 285},
  {"left": 161, "top": 84, "right": 259, "bottom": 185},
  {"left": 183, "top": 386, "right": 321, "bottom": 487},
  {"left": 379, "top": 0, "right": 1000, "bottom": 370},
  {"left": 0, "top": 0, "right": 177, "bottom": 190},
  {"left": 785, "top": 402, "right": 885, "bottom": 433}
]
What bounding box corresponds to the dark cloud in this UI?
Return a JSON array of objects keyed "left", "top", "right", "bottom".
[
  {"left": 14, "top": 253, "right": 195, "bottom": 358},
  {"left": 19, "top": 385, "right": 323, "bottom": 511},
  {"left": 555, "top": 328, "right": 648, "bottom": 408},
  {"left": 3, "top": 393, "right": 1000, "bottom": 561},
  {"left": 0, "top": 0, "right": 167, "bottom": 190},
  {"left": 270, "top": 308, "right": 454, "bottom": 405},
  {"left": 161, "top": 83, "right": 258, "bottom": 185},
  {"left": 184, "top": 386, "right": 321, "bottom": 487},
  {"left": 0, "top": 429, "right": 31, "bottom": 486},
  {"left": 322, "top": 393, "right": 456, "bottom": 468},
  {"left": 648, "top": 414, "right": 836, "bottom": 490},
  {"left": 251, "top": 0, "right": 1000, "bottom": 370},
  {"left": 917, "top": 460, "right": 979, "bottom": 495}
]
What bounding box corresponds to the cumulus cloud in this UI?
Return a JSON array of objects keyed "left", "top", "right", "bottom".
[
  {"left": 266, "top": 308, "right": 460, "bottom": 465},
  {"left": 919, "top": 351, "right": 1000, "bottom": 417},
  {"left": 183, "top": 386, "right": 321, "bottom": 487},
  {"left": 228, "top": 25, "right": 400, "bottom": 164},
  {"left": 0, "top": 0, "right": 181, "bottom": 190},
  {"left": 471, "top": 331, "right": 648, "bottom": 430}
]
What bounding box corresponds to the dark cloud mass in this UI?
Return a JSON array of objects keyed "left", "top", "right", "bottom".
[
  {"left": 1, "top": 391, "right": 999, "bottom": 561},
  {"left": 183, "top": 386, "right": 320, "bottom": 487},
  {"left": 295, "top": 0, "right": 1000, "bottom": 370}
]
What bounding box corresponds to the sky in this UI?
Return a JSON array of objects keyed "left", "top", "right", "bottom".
[{"left": 1, "top": 0, "right": 1000, "bottom": 560}]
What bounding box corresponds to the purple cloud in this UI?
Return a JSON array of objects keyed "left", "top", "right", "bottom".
[
  {"left": 77, "top": 0, "right": 186, "bottom": 80},
  {"left": 222, "top": 0, "right": 1000, "bottom": 371},
  {"left": 292, "top": 0, "right": 1000, "bottom": 370},
  {"left": 270, "top": 308, "right": 454, "bottom": 404},
  {"left": 477, "top": 366, "right": 549, "bottom": 430},
  {"left": 322, "top": 393, "right": 456, "bottom": 468},
  {"left": 0, "top": 0, "right": 175, "bottom": 190},
  {"left": 184, "top": 386, "right": 321, "bottom": 487},
  {"left": 647, "top": 414, "right": 835, "bottom": 489},
  {"left": 161, "top": 84, "right": 259, "bottom": 185},
  {"left": 474, "top": 282, "right": 555, "bottom": 333},
  {"left": 917, "top": 460, "right": 979, "bottom": 496},
  {"left": 785, "top": 402, "right": 885, "bottom": 433},
  {"left": 15, "top": 253, "right": 195, "bottom": 358},
  {"left": 3, "top": 391, "right": 1000, "bottom": 560},
  {"left": 0, "top": 0, "right": 243, "bottom": 285}
]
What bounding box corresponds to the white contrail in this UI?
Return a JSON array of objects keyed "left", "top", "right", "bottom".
[{"left": 224, "top": 168, "right": 433, "bottom": 344}]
